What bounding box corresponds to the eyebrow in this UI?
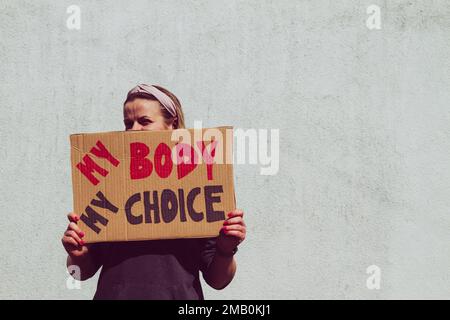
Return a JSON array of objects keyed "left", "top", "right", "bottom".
[
  {"left": 138, "top": 116, "right": 152, "bottom": 121},
  {"left": 124, "top": 116, "right": 152, "bottom": 121}
]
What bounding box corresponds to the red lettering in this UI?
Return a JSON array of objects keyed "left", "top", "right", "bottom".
[
  {"left": 130, "top": 142, "right": 153, "bottom": 179},
  {"left": 90, "top": 140, "right": 120, "bottom": 167},
  {"left": 76, "top": 154, "right": 108, "bottom": 186},
  {"left": 128, "top": 141, "right": 212, "bottom": 181},
  {"left": 154, "top": 143, "right": 173, "bottom": 178},
  {"left": 197, "top": 140, "right": 218, "bottom": 180},
  {"left": 176, "top": 143, "right": 198, "bottom": 179}
]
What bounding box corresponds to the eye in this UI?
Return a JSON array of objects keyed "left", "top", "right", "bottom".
[
  {"left": 139, "top": 118, "right": 153, "bottom": 126},
  {"left": 124, "top": 120, "right": 133, "bottom": 129}
]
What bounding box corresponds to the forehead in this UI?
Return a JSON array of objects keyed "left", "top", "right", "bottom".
[{"left": 123, "top": 98, "right": 162, "bottom": 118}]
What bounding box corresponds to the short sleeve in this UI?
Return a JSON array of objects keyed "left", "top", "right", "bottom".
[
  {"left": 198, "top": 236, "right": 218, "bottom": 274},
  {"left": 88, "top": 242, "right": 109, "bottom": 267}
]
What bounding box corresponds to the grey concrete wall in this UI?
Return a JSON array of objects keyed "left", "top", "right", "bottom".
[{"left": 0, "top": 0, "right": 449, "bottom": 299}]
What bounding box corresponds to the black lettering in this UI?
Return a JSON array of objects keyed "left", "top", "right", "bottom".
[
  {"left": 187, "top": 187, "right": 203, "bottom": 222},
  {"left": 80, "top": 206, "right": 108, "bottom": 234},
  {"left": 178, "top": 189, "right": 187, "bottom": 222},
  {"left": 125, "top": 193, "right": 143, "bottom": 225},
  {"left": 90, "top": 191, "right": 119, "bottom": 213},
  {"left": 204, "top": 185, "right": 225, "bottom": 222},
  {"left": 144, "top": 190, "right": 160, "bottom": 224},
  {"left": 161, "top": 189, "right": 178, "bottom": 223}
]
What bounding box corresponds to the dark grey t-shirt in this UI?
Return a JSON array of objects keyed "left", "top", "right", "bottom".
[{"left": 90, "top": 237, "right": 218, "bottom": 300}]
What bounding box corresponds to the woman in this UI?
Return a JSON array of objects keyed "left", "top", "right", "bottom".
[{"left": 61, "top": 84, "right": 247, "bottom": 299}]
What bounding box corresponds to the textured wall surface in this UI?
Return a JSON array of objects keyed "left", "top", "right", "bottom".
[{"left": 0, "top": 0, "right": 449, "bottom": 299}]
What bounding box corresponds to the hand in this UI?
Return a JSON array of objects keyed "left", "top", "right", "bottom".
[
  {"left": 61, "top": 212, "right": 89, "bottom": 258},
  {"left": 216, "top": 209, "right": 246, "bottom": 255}
]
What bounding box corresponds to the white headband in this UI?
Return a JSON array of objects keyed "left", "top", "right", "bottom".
[{"left": 126, "top": 84, "right": 177, "bottom": 119}]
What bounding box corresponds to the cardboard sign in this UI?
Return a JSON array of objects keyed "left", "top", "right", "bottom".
[{"left": 70, "top": 126, "right": 235, "bottom": 243}]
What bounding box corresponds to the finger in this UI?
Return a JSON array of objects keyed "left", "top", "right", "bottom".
[
  {"left": 227, "top": 209, "right": 244, "bottom": 218},
  {"left": 222, "top": 224, "right": 246, "bottom": 233},
  {"left": 65, "top": 230, "right": 84, "bottom": 246},
  {"left": 67, "top": 222, "right": 85, "bottom": 238},
  {"left": 62, "top": 236, "right": 79, "bottom": 248},
  {"left": 221, "top": 230, "right": 245, "bottom": 241},
  {"left": 223, "top": 216, "right": 244, "bottom": 226},
  {"left": 67, "top": 212, "right": 80, "bottom": 223}
]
